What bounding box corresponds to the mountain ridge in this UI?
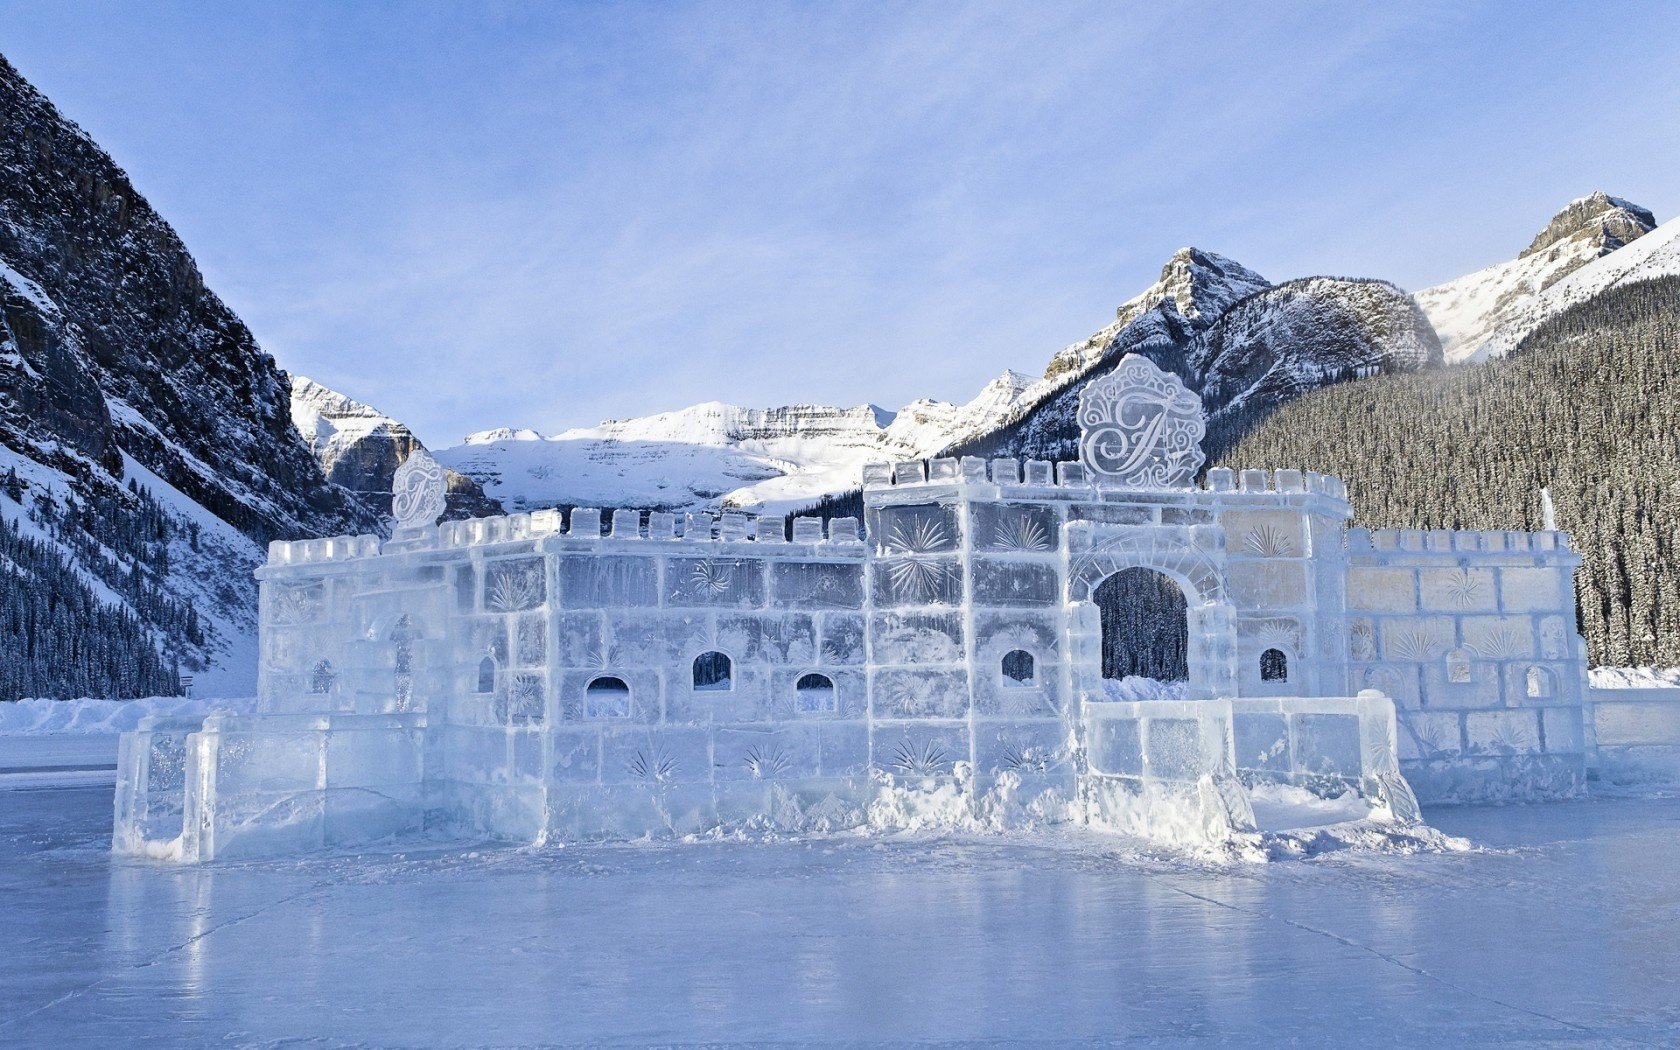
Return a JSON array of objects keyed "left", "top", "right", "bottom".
[{"left": 0, "top": 53, "right": 378, "bottom": 696}]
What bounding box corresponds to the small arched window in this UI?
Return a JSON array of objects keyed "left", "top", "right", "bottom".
[
  {"left": 1446, "top": 647, "right": 1472, "bottom": 684},
  {"left": 585, "top": 675, "right": 631, "bottom": 718},
  {"left": 795, "top": 672, "right": 836, "bottom": 713},
  {"left": 693, "top": 651, "right": 733, "bottom": 691},
  {"left": 1260, "top": 648, "right": 1288, "bottom": 682},
  {"left": 477, "top": 656, "right": 497, "bottom": 693},
  {"left": 1001, "top": 649, "right": 1035, "bottom": 687},
  {"left": 1526, "top": 666, "right": 1555, "bottom": 699},
  {"left": 309, "top": 660, "right": 336, "bottom": 695}
]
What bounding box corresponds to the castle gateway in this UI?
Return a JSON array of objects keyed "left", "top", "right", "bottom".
[{"left": 115, "top": 356, "right": 1588, "bottom": 861}]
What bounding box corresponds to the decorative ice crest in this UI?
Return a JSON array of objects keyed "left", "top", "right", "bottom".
[
  {"left": 1077, "top": 355, "right": 1205, "bottom": 489},
  {"left": 391, "top": 449, "right": 447, "bottom": 530}
]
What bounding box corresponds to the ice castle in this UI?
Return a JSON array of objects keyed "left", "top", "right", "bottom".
[{"left": 115, "top": 356, "right": 1590, "bottom": 861}]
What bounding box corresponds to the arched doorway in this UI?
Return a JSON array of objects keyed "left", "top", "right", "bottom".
[{"left": 1093, "top": 568, "right": 1189, "bottom": 682}]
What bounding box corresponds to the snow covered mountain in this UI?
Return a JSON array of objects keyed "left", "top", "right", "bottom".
[
  {"left": 1414, "top": 192, "right": 1656, "bottom": 363},
  {"left": 436, "top": 371, "right": 1039, "bottom": 515},
  {"left": 1466, "top": 211, "right": 1680, "bottom": 359},
  {"left": 1194, "top": 277, "right": 1441, "bottom": 433},
  {"left": 1042, "top": 248, "right": 1271, "bottom": 381},
  {"left": 0, "top": 55, "right": 377, "bottom": 697},
  {"left": 291, "top": 377, "right": 498, "bottom": 519},
  {"left": 951, "top": 270, "right": 1440, "bottom": 464},
  {"left": 435, "top": 248, "right": 1274, "bottom": 515}
]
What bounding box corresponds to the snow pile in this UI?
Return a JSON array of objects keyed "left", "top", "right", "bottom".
[
  {"left": 0, "top": 695, "right": 257, "bottom": 735},
  {"left": 1590, "top": 666, "right": 1680, "bottom": 689},
  {"left": 1098, "top": 675, "right": 1192, "bottom": 701}
]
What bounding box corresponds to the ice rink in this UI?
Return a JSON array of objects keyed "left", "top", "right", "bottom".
[{"left": 3, "top": 783, "right": 1678, "bottom": 1045}]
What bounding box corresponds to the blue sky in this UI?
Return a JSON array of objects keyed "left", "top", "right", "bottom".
[{"left": 3, "top": 2, "right": 1677, "bottom": 445}]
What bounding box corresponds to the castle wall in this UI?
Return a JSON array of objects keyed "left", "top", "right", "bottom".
[
  {"left": 1345, "top": 527, "right": 1589, "bottom": 801},
  {"left": 244, "top": 455, "right": 1591, "bottom": 846}
]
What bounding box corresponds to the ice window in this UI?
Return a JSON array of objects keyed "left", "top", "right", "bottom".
[
  {"left": 1526, "top": 666, "right": 1555, "bottom": 699},
  {"left": 795, "top": 672, "right": 836, "bottom": 713},
  {"left": 692, "top": 651, "right": 733, "bottom": 691},
  {"left": 1446, "top": 647, "right": 1472, "bottom": 684},
  {"left": 585, "top": 675, "right": 631, "bottom": 718},
  {"left": 1260, "top": 648, "right": 1288, "bottom": 682},
  {"left": 1001, "top": 649, "right": 1035, "bottom": 686},
  {"left": 477, "top": 656, "right": 497, "bottom": 693},
  {"left": 309, "top": 660, "right": 336, "bottom": 695}
]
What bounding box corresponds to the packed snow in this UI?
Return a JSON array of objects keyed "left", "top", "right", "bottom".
[
  {"left": 1590, "top": 666, "right": 1680, "bottom": 690},
  {"left": 4, "top": 784, "right": 1680, "bottom": 1044},
  {"left": 0, "top": 694, "right": 257, "bottom": 736}
]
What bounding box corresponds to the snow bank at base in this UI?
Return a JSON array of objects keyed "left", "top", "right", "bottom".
[
  {"left": 0, "top": 696, "right": 258, "bottom": 736},
  {"left": 682, "top": 770, "right": 1461, "bottom": 864},
  {"left": 1235, "top": 820, "right": 1474, "bottom": 863},
  {"left": 1591, "top": 666, "right": 1680, "bottom": 689},
  {"left": 1099, "top": 676, "right": 1192, "bottom": 701}
]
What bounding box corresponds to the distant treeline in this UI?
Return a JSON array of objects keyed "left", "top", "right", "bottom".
[
  {"left": 1221, "top": 276, "right": 1680, "bottom": 667},
  {"left": 0, "top": 508, "right": 181, "bottom": 700}
]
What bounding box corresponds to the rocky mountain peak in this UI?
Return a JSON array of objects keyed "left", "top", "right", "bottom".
[
  {"left": 1043, "top": 247, "right": 1269, "bottom": 382},
  {"left": 290, "top": 376, "right": 497, "bottom": 520},
  {"left": 1520, "top": 191, "right": 1656, "bottom": 260},
  {"left": 1142, "top": 247, "right": 1271, "bottom": 324}
]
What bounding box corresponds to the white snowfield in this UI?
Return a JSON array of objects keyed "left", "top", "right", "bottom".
[
  {"left": 436, "top": 372, "right": 1042, "bottom": 515},
  {"left": 1416, "top": 207, "right": 1680, "bottom": 363}
]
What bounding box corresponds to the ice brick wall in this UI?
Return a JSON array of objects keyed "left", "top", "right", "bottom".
[
  {"left": 1346, "top": 528, "right": 1589, "bottom": 801},
  {"left": 1207, "top": 468, "right": 1354, "bottom": 702},
  {"left": 539, "top": 508, "right": 872, "bottom": 838},
  {"left": 864, "top": 458, "right": 1075, "bottom": 808}
]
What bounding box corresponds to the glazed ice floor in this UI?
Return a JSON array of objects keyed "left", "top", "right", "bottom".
[{"left": 3, "top": 785, "right": 1678, "bottom": 1045}]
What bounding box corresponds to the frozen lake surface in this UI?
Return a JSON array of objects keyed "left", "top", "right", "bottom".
[{"left": 3, "top": 785, "right": 1679, "bottom": 1046}]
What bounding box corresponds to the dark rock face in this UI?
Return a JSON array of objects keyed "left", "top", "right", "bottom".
[
  {"left": 1520, "top": 192, "right": 1656, "bottom": 260},
  {"left": 1194, "top": 277, "right": 1442, "bottom": 436},
  {"left": 0, "top": 54, "right": 380, "bottom": 695},
  {"left": 948, "top": 263, "right": 1442, "bottom": 466},
  {"left": 0, "top": 53, "right": 375, "bottom": 544},
  {"left": 289, "top": 376, "right": 499, "bottom": 522},
  {"left": 1042, "top": 248, "right": 1270, "bottom": 382}
]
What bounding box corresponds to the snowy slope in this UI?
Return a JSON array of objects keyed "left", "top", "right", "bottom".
[
  {"left": 1195, "top": 277, "right": 1442, "bottom": 429},
  {"left": 0, "top": 55, "right": 377, "bottom": 700},
  {"left": 1468, "top": 213, "right": 1680, "bottom": 359},
  {"left": 438, "top": 372, "right": 1038, "bottom": 514},
  {"left": 1414, "top": 193, "right": 1657, "bottom": 363},
  {"left": 290, "top": 376, "right": 497, "bottom": 517}
]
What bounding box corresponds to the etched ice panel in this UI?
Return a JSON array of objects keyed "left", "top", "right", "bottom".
[{"left": 1077, "top": 354, "right": 1205, "bottom": 489}]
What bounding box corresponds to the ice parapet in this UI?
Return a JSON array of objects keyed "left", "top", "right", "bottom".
[{"left": 115, "top": 355, "right": 1587, "bottom": 861}]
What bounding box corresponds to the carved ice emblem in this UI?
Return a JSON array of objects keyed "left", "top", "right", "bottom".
[
  {"left": 391, "top": 449, "right": 447, "bottom": 530},
  {"left": 1077, "top": 355, "right": 1205, "bottom": 488}
]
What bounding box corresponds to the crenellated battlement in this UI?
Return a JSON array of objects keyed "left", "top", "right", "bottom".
[
  {"left": 1346, "top": 527, "right": 1575, "bottom": 556},
  {"left": 263, "top": 509, "right": 865, "bottom": 565},
  {"left": 265, "top": 534, "right": 381, "bottom": 566},
  {"left": 860, "top": 457, "right": 1350, "bottom": 501}
]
